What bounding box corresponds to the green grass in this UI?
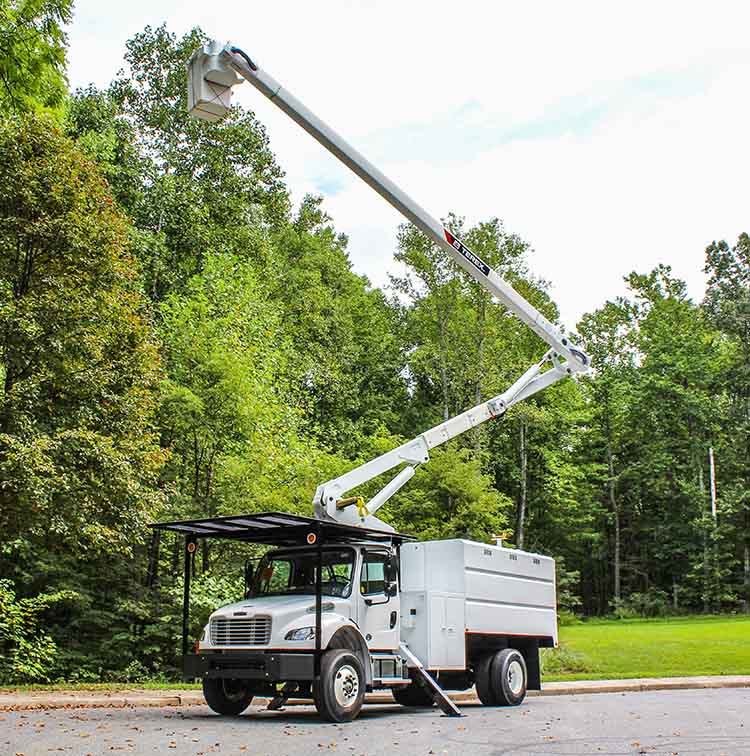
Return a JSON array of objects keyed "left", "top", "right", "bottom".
[{"left": 544, "top": 614, "right": 750, "bottom": 681}]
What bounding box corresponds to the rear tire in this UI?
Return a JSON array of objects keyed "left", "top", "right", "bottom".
[
  {"left": 202, "top": 678, "right": 254, "bottom": 716},
  {"left": 313, "top": 649, "right": 365, "bottom": 722},
  {"left": 474, "top": 653, "right": 497, "bottom": 705},
  {"left": 490, "top": 648, "right": 527, "bottom": 706},
  {"left": 391, "top": 682, "right": 434, "bottom": 707}
]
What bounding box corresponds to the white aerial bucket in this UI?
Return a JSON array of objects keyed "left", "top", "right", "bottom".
[{"left": 186, "top": 40, "right": 242, "bottom": 122}]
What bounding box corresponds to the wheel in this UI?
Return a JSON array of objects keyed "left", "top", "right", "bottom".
[
  {"left": 391, "top": 682, "right": 434, "bottom": 707},
  {"left": 202, "top": 678, "right": 254, "bottom": 716},
  {"left": 474, "top": 653, "right": 497, "bottom": 705},
  {"left": 313, "top": 649, "right": 366, "bottom": 722},
  {"left": 490, "top": 648, "right": 527, "bottom": 706}
]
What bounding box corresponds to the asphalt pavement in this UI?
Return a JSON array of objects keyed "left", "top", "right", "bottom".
[{"left": 4, "top": 687, "right": 749, "bottom": 756}]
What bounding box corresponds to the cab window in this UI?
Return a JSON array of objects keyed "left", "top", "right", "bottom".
[
  {"left": 360, "top": 551, "right": 388, "bottom": 595},
  {"left": 252, "top": 549, "right": 354, "bottom": 598}
]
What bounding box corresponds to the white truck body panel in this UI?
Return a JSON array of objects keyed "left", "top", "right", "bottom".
[
  {"left": 199, "top": 594, "right": 355, "bottom": 653},
  {"left": 400, "top": 539, "right": 557, "bottom": 669}
]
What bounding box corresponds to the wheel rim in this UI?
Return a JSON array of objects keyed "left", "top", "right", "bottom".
[
  {"left": 507, "top": 659, "right": 524, "bottom": 696},
  {"left": 333, "top": 664, "right": 360, "bottom": 708}
]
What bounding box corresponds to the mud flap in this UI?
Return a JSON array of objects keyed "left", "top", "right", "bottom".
[{"left": 398, "top": 643, "right": 462, "bottom": 717}]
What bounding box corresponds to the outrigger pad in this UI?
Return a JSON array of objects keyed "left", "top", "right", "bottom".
[
  {"left": 398, "top": 643, "right": 462, "bottom": 717},
  {"left": 267, "top": 682, "right": 298, "bottom": 711}
]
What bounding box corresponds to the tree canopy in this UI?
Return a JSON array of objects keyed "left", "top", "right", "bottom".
[{"left": 0, "top": 0, "right": 72, "bottom": 113}]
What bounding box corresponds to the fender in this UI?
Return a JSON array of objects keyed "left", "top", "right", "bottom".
[{"left": 326, "top": 623, "right": 373, "bottom": 686}]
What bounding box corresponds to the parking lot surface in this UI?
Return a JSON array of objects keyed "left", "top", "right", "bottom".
[{"left": 4, "top": 687, "right": 748, "bottom": 756}]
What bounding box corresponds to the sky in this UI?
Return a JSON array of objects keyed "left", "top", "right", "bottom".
[{"left": 66, "top": 0, "right": 750, "bottom": 331}]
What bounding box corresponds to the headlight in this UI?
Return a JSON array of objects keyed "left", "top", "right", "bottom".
[{"left": 285, "top": 627, "right": 316, "bottom": 641}]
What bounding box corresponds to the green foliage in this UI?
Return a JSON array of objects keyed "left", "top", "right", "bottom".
[
  {"left": 0, "top": 0, "right": 72, "bottom": 113},
  {"left": 157, "top": 251, "right": 327, "bottom": 528},
  {"left": 702, "top": 234, "right": 750, "bottom": 611},
  {"left": 556, "top": 610, "right": 583, "bottom": 626},
  {"left": 270, "top": 196, "right": 408, "bottom": 452},
  {"left": 0, "top": 114, "right": 167, "bottom": 683},
  {"left": 540, "top": 643, "right": 591, "bottom": 676},
  {"left": 0, "top": 115, "right": 165, "bottom": 553},
  {"left": 554, "top": 556, "right": 583, "bottom": 614},
  {"left": 107, "top": 25, "right": 290, "bottom": 300},
  {"left": 0, "top": 579, "right": 77, "bottom": 683},
  {"left": 384, "top": 444, "right": 512, "bottom": 541},
  {"left": 170, "top": 571, "right": 245, "bottom": 640},
  {"left": 611, "top": 590, "right": 671, "bottom": 619}
]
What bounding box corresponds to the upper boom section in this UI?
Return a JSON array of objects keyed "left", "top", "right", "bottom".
[{"left": 187, "top": 41, "right": 590, "bottom": 373}]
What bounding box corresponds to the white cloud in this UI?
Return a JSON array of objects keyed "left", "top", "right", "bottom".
[{"left": 67, "top": 0, "right": 750, "bottom": 329}]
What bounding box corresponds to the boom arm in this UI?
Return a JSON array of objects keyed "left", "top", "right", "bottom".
[
  {"left": 314, "top": 350, "right": 569, "bottom": 530},
  {"left": 187, "top": 41, "right": 590, "bottom": 530}
]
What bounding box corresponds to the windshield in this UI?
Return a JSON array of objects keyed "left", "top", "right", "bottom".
[{"left": 251, "top": 548, "right": 355, "bottom": 598}]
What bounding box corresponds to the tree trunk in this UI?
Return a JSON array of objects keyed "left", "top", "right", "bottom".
[
  {"left": 607, "top": 443, "right": 621, "bottom": 604},
  {"left": 171, "top": 536, "right": 180, "bottom": 576},
  {"left": 516, "top": 419, "right": 527, "bottom": 550},
  {"left": 698, "top": 461, "right": 710, "bottom": 614},
  {"left": 201, "top": 451, "right": 217, "bottom": 574},
  {"left": 202, "top": 540, "right": 210, "bottom": 574},
  {"left": 147, "top": 529, "right": 161, "bottom": 588}
]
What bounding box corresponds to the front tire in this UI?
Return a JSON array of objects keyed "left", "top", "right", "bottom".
[
  {"left": 202, "top": 678, "right": 254, "bottom": 716},
  {"left": 391, "top": 682, "right": 434, "bottom": 707},
  {"left": 313, "top": 649, "right": 365, "bottom": 722}
]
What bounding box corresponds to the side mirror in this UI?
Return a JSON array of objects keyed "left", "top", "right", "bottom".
[
  {"left": 383, "top": 555, "right": 398, "bottom": 583},
  {"left": 384, "top": 555, "right": 398, "bottom": 597}
]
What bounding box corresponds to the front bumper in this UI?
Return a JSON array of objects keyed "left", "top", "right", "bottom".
[{"left": 183, "top": 652, "right": 316, "bottom": 682}]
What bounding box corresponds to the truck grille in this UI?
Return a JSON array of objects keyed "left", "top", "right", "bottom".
[{"left": 210, "top": 616, "right": 271, "bottom": 646}]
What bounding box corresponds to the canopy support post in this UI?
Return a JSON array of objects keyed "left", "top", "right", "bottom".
[
  {"left": 314, "top": 521, "right": 322, "bottom": 678},
  {"left": 182, "top": 537, "right": 195, "bottom": 658}
]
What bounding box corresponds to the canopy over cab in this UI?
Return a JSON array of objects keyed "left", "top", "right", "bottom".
[{"left": 149, "top": 512, "right": 413, "bottom": 668}]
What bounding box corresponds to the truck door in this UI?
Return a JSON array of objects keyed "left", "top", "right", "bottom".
[{"left": 357, "top": 550, "right": 400, "bottom": 651}]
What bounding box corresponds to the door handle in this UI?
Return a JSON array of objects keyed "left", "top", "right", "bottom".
[{"left": 390, "top": 610, "right": 397, "bottom": 629}]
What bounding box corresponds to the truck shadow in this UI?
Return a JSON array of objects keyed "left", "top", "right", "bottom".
[{"left": 179, "top": 703, "right": 446, "bottom": 725}]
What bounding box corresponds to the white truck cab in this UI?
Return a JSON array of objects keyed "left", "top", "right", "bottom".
[{"left": 199, "top": 544, "right": 401, "bottom": 658}]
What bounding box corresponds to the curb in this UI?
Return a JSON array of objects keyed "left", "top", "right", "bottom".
[
  {"left": 2, "top": 677, "right": 749, "bottom": 712},
  {"left": 531, "top": 678, "right": 750, "bottom": 697}
]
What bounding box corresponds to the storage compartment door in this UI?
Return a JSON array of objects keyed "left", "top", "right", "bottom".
[{"left": 427, "top": 594, "right": 465, "bottom": 670}]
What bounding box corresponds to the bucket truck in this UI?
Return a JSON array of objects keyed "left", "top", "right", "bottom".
[{"left": 151, "top": 40, "right": 590, "bottom": 723}]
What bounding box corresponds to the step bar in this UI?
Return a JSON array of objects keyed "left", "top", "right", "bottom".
[{"left": 398, "top": 643, "right": 462, "bottom": 717}]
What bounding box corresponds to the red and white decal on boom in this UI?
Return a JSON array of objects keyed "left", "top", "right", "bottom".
[{"left": 444, "top": 230, "right": 491, "bottom": 276}]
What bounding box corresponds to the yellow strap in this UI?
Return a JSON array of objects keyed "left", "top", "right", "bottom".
[
  {"left": 335, "top": 495, "right": 370, "bottom": 518},
  {"left": 355, "top": 496, "right": 370, "bottom": 519}
]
